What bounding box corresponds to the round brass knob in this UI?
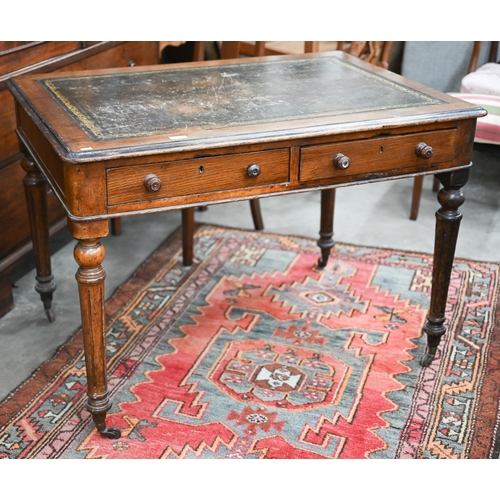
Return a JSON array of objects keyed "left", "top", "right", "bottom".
[
  {"left": 144, "top": 174, "right": 162, "bottom": 192},
  {"left": 247, "top": 163, "right": 261, "bottom": 178},
  {"left": 333, "top": 153, "right": 350, "bottom": 169},
  {"left": 415, "top": 142, "right": 433, "bottom": 159}
]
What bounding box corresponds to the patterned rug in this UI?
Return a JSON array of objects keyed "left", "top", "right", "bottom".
[{"left": 1, "top": 224, "right": 500, "bottom": 459}]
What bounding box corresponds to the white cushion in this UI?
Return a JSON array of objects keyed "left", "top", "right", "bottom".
[{"left": 461, "top": 63, "right": 500, "bottom": 95}]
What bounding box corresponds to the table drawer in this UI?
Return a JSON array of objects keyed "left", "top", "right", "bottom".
[
  {"left": 107, "top": 149, "right": 289, "bottom": 206},
  {"left": 300, "top": 129, "right": 457, "bottom": 182}
]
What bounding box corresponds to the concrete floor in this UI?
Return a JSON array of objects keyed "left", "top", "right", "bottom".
[{"left": 0, "top": 145, "right": 499, "bottom": 403}]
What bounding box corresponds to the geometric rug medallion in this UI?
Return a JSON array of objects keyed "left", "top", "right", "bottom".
[{"left": 1, "top": 224, "right": 499, "bottom": 458}]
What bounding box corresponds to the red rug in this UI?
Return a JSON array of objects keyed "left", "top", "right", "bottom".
[{"left": 1, "top": 224, "right": 500, "bottom": 459}]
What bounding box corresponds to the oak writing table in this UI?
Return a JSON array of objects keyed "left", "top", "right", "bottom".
[{"left": 7, "top": 52, "right": 486, "bottom": 438}]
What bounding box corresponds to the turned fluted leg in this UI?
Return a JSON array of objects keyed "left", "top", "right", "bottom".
[
  {"left": 74, "top": 238, "right": 120, "bottom": 438},
  {"left": 21, "top": 154, "right": 56, "bottom": 322},
  {"left": 421, "top": 169, "right": 469, "bottom": 367},
  {"left": 317, "top": 189, "right": 336, "bottom": 268}
]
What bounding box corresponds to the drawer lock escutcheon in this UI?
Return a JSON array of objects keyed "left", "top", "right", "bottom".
[
  {"left": 415, "top": 142, "right": 433, "bottom": 159},
  {"left": 333, "top": 153, "right": 350, "bottom": 170},
  {"left": 144, "top": 174, "right": 162, "bottom": 192},
  {"left": 247, "top": 163, "right": 261, "bottom": 178}
]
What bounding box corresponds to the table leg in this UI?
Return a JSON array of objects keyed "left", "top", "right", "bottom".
[
  {"left": 249, "top": 198, "right": 264, "bottom": 230},
  {"left": 421, "top": 168, "right": 469, "bottom": 367},
  {"left": 20, "top": 154, "right": 56, "bottom": 322},
  {"left": 73, "top": 234, "right": 120, "bottom": 439},
  {"left": 182, "top": 207, "right": 194, "bottom": 266},
  {"left": 410, "top": 175, "right": 424, "bottom": 221},
  {"left": 110, "top": 218, "right": 121, "bottom": 236},
  {"left": 317, "top": 188, "right": 336, "bottom": 268}
]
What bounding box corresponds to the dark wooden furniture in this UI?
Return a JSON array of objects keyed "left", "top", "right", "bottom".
[
  {"left": 223, "top": 41, "right": 393, "bottom": 69},
  {"left": 7, "top": 51, "right": 485, "bottom": 438},
  {"left": 0, "top": 41, "right": 159, "bottom": 318}
]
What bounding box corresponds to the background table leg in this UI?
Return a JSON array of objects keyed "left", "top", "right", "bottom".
[
  {"left": 182, "top": 207, "right": 194, "bottom": 266},
  {"left": 74, "top": 237, "right": 120, "bottom": 439},
  {"left": 421, "top": 168, "right": 469, "bottom": 367},
  {"left": 317, "top": 188, "right": 336, "bottom": 268},
  {"left": 410, "top": 175, "right": 424, "bottom": 220},
  {"left": 249, "top": 198, "right": 264, "bottom": 230},
  {"left": 21, "top": 154, "right": 56, "bottom": 322}
]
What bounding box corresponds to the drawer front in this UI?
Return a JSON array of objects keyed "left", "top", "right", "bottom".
[
  {"left": 107, "top": 149, "right": 290, "bottom": 206},
  {"left": 300, "top": 129, "right": 457, "bottom": 183}
]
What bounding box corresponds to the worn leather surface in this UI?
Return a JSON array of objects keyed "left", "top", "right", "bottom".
[{"left": 38, "top": 56, "right": 443, "bottom": 141}]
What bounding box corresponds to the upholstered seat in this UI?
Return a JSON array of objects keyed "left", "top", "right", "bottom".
[
  {"left": 461, "top": 62, "right": 500, "bottom": 96},
  {"left": 449, "top": 92, "right": 500, "bottom": 145}
]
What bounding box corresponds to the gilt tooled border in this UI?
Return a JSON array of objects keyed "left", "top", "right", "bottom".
[{"left": 37, "top": 57, "right": 443, "bottom": 142}]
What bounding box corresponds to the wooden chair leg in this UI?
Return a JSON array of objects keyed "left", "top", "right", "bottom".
[
  {"left": 254, "top": 42, "right": 266, "bottom": 57},
  {"left": 410, "top": 176, "right": 424, "bottom": 220},
  {"left": 432, "top": 177, "right": 440, "bottom": 192},
  {"left": 110, "top": 218, "right": 121, "bottom": 236},
  {"left": 193, "top": 41, "right": 205, "bottom": 62},
  {"left": 182, "top": 207, "right": 195, "bottom": 266},
  {"left": 305, "top": 41, "right": 320, "bottom": 53},
  {"left": 220, "top": 42, "right": 241, "bottom": 59},
  {"left": 317, "top": 188, "right": 336, "bottom": 268},
  {"left": 249, "top": 199, "right": 264, "bottom": 230}
]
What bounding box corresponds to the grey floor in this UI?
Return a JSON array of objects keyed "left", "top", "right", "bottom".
[{"left": 0, "top": 145, "right": 499, "bottom": 404}]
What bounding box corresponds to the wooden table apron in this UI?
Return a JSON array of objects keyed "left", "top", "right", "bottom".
[{"left": 6, "top": 52, "right": 486, "bottom": 439}]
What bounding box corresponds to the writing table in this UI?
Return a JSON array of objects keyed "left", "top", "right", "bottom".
[{"left": 7, "top": 52, "right": 486, "bottom": 438}]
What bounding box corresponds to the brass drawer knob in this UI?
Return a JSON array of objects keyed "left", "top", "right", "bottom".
[
  {"left": 247, "top": 163, "right": 261, "bottom": 178},
  {"left": 144, "top": 174, "right": 162, "bottom": 192},
  {"left": 415, "top": 142, "right": 433, "bottom": 159},
  {"left": 333, "top": 153, "right": 350, "bottom": 169}
]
